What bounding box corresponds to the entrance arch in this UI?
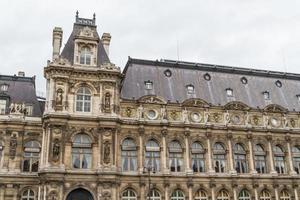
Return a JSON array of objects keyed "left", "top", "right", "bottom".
[{"left": 66, "top": 188, "right": 94, "bottom": 200}]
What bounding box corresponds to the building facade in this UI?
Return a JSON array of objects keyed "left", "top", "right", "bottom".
[{"left": 1, "top": 12, "right": 300, "bottom": 200}]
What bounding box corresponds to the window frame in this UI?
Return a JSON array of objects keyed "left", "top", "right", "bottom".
[
  {"left": 273, "top": 145, "right": 286, "bottom": 174},
  {"left": 254, "top": 144, "right": 267, "bottom": 174},
  {"left": 191, "top": 142, "right": 205, "bottom": 173},
  {"left": 168, "top": 141, "right": 183, "bottom": 172},
  {"left": 22, "top": 141, "right": 40, "bottom": 173},
  {"left": 79, "top": 46, "right": 92, "bottom": 65},
  {"left": 234, "top": 143, "right": 248, "bottom": 173},
  {"left": 145, "top": 139, "right": 160, "bottom": 172},
  {"left": 75, "top": 87, "right": 92, "bottom": 113},
  {"left": 72, "top": 134, "right": 92, "bottom": 169},
  {"left": 121, "top": 138, "right": 138, "bottom": 172},
  {"left": 21, "top": 189, "right": 35, "bottom": 200},
  {"left": 213, "top": 143, "right": 226, "bottom": 173}
]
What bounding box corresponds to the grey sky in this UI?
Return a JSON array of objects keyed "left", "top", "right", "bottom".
[{"left": 1, "top": 0, "right": 300, "bottom": 95}]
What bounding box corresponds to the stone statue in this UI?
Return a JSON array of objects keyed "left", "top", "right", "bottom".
[
  {"left": 52, "top": 139, "right": 60, "bottom": 161},
  {"left": 56, "top": 89, "right": 63, "bottom": 106},
  {"left": 182, "top": 108, "right": 189, "bottom": 123},
  {"left": 9, "top": 134, "right": 17, "bottom": 159},
  {"left": 283, "top": 114, "right": 288, "bottom": 128},
  {"left": 161, "top": 106, "right": 167, "bottom": 120},
  {"left": 204, "top": 111, "right": 210, "bottom": 124},
  {"left": 224, "top": 111, "right": 230, "bottom": 125},
  {"left": 103, "top": 141, "right": 110, "bottom": 164},
  {"left": 104, "top": 92, "right": 111, "bottom": 112},
  {"left": 137, "top": 105, "right": 144, "bottom": 119},
  {"left": 263, "top": 115, "right": 269, "bottom": 127}
]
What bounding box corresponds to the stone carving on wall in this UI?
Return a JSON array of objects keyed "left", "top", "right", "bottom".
[
  {"left": 54, "top": 88, "right": 64, "bottom": 111},
  {"left": 103, "top": 141, "right": 110, "bottom": 164},
  {"left": 52, "top": 139, "right": 60, "bottom": 162},
  {"left": 103, "top": 92, "right": 111, "bottom": 113},
  {"left": 137, "top": 105, "right": 144, "bottom": 119},
  {"left": 9, "top": 134, "right": 17, "bottom": 159},
  {"left": 9, "top": 103, "right": 27, "bottom": 115}
]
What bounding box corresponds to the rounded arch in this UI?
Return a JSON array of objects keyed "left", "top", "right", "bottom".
[
  {"left": 193, "top": 186, "right": 210, "bottom": 197},
  {"left": 170, "top": 189, "right": 186, "bottom": 200},
  {"left": 73, "top": 82, "right": 97, "bottom": 95},
  {"left": 144, "top": 134, "right": 162, "bottom": 147},
  {"left": 23, "top": 140, "right": 41, "bottom": 148},
  {"left": 70, "top": 131, "right": 95, "bottom": 144},
  {"left": 66, "top": 188, "right": 94, "bottom": 200},
  {"left": 181, "top": 98, "right": 210, "bottom": 108},
  {"left": 263, "top": 104, "right": 288, "bottom": 113},
  {"left": 216, "top": 189, "right": 231, "bottom": 200},
  {"left": 120, "top": 134, "right": 139, "bottom": 148},
  {"left": 223, "top": 101, "right": 251, "bottom": 111},
  {"left": 121, "top": 188, "right": 138, "bottom": 200},
  {"left": 138, "top": 95, "right": 167, "bottom": 104}
]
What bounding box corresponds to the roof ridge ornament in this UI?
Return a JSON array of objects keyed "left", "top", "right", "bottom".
[{"left": 75, "top": 11, "right": 96, "bottom": 26}]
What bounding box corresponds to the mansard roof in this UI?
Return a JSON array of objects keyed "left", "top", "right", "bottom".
[
  {"left": 60, "top": 16, "right": 110, "bottom": 66},
  {"left": 0, "top": 75, "right": 42, "bottom": 117},
  {"left": 121, "top": 58, "right": 300, "bottom": 111}
]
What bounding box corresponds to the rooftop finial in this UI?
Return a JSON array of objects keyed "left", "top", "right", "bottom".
[
  {"left": 76, "top": 10, "right": 79, "bottom": 20},
  {"left": 93, "top": 13, "right": 96, "bottom": 24}
]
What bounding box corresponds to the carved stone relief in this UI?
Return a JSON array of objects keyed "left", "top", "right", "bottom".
[{"left": 9, "top": 133, "right": 17, "bottom": 159}]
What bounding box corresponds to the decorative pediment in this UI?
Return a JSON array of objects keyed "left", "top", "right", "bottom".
[
  {"left": 182, "top": 98, "right": 210, "bottom": 108},
  {"left": 264, "top": 104, "right": 287, "bottom": 113},
  {"left": 138, "top": 95, "right": 166, "bottom": 104},
  {"left": 223, "top": 101, "right": 251, "bottom": 111}
]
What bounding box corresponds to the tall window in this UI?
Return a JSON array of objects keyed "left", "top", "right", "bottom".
[
  {"left": 217, "top": 190, "right": 230, "bottom": 200},
  {"left": 148, "top": 189, "right": 161, "bottom": 200},
  {"left": 238, "top": 190, "right": 251, "bottom": 200},
  {"left": 191, "top": 142, "right": 205, "bottom": 173},
  {"left": 254, "top": 144, "right": 267, "bottom": 173},
  {"left": 171, "top": 190, "right": 185, "bottom": 200},
  {"left": 80, "top": 47, "right": 91, "bottom": 65},
  {"left": 273, "top": 145, "right": 286, "bottom": 174},
  {"left": 72, "top": 134, "right": 92, "bottom": 169},
  {"left": 21, "top": 189, "right": 35, "bottom": 200},
  {"left": 195, "top": 190, "right": 208, "bottom": 200},
  {"left": 234, "top": 143, "right": 248, "bottom": 173},
  {"left": 0, "top": 99, "right": 6, "bottom": 114},
  {"left": 280, "top": 190, "right": 290, "bottom": 200},
  {"left": 213, "top": 142, "right": 226, "bottom": 173},
  {"left": 260, "top": 190, "right": 271, "bottom": 200},
  {"left": 169, "top": 141, "right": 183, "bottom": 172},
  {"left": 292, "top": 146, "right": 300, "bottom": 174},
  {"left": 76, "top": 87, "right": 91, "bottom": 112},
  {"left": 145, "top": 139, "right": 160, "bottom": 172},
  {"left": 121, "top": 138, "right": 137, "bottom": 171},
  {"left": 22, "top": 141, "right": 40, "bottom": 172},
  {"left": 122, "top": 189, "right": 137, "bottom": 200}
]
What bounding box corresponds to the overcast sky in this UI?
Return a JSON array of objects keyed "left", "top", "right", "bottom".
[{"left": 1, "top": 0, "right": 300, "bottom": 95}]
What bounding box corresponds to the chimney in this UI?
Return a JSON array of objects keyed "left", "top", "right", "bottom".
[
  {"left": 18, "top": 71, "right": 25, "bottom": 77},
  {"left": 52, "top": 27, "right": 63, "bottom": 60},
  {"left": 101, "top": 33, "right": 111, "bottom": 56}
]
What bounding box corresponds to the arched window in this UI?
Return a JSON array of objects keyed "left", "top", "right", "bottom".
[
  {"left": 21, "top": 189, "right": 35, "bottom": 200},
  {"left": 195, "top": 190, "right": 208, "bottom": 200},
  {"left": 80, "top": 47, "right": 91, "bottom": 65},
  {"left": 122, "top": 189, "right": 137, "bottom": 200},
  {"left": 273, "top": 145, "right": 286, "bottom": 174},
  {"left": 169, "top": 141, "right": 183, "bottom": 172},
  {"left": 280, "top": 190, "right": 290, "bottom": 200},
  {"left": 171, "top": 190, "right": 185, "bottom": 200},
  {"left": 122, "top": 138, "right": 137, "bottom": 171},
  {"left": 213, "top": 142, "right": 226, "bottom": 173},
  {"left": 292, "top": 146, "right": 300, "bottom": 174},
  {"left": 76, "top": 87, "right": 91, "bottom": 112},
  {"left": 72, "top": 134, "right": 92, "bottom": 169},
  {"left": 145, "top": 139, "right": 160, "bottom": 172},
  {"left": 254, "top": 144, "right": 267, "bottom": 173},
  {"left": 191, "top": 142, "right": 205, "bottom": 173},
  {"left": 217, "top": 190, "right": 230, "bottom": 200},
  {"left": 238, "top": 190, "right": 251, "bottom": 200},
  {"left": 148, "top": 189, "right": 161, "bottom": 200},
  {"left": 22, "top": 141, "right": 40, "bottom": 172},
  {"left": 260, "top": 190, "right": 271, "bottom": 200},
  {"left": 234, "top": 143, "right": 248, "bottom": 173}
]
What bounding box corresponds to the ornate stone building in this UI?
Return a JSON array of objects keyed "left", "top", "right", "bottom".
[{"left": 1, "top": 12, "right": 300, "bottom": 200}]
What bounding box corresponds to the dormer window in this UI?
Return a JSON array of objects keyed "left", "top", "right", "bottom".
[
  {"left": 263, "top": 91, "right": 270, "bottom": 100},
  {"left": 144, "top": 81, "right": 153, "bottom": 90},
  {"left": 80, "top": 47, "right": 91, "bottom": 65},
  {"left": 186, "top": 84, "right": 195, "bottom": 94},
  {"left": 226, "top": 88, "right": 233, "bottom": 97},
  {"left": 0, "top": 84, "right": 8, "bottom": 92}
]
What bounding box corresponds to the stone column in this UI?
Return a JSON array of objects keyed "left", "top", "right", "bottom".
[
  {"left": 0, "top": 184, "right": 5, "bottom": 200},
  {"left": 210, "top": 181, "right": 216, "bottom": 200},
  {"left": 164, "top": 183, "right": 169, "bottom": 200},
  {"left": 64, "top": 142, "right": 72, "bottom": 169},
  {"left": 138, "top": 126, "right": 144, "bottom": 173},
  {"left": 267, "top": 135, "right": 277, "bottom": 175},
  {"left": 188, "top": 186, "right": 193, "bottom": 200},
  {"left": 184, "top": 128, "right": 192, "bottom": 174},
  {"left": 140, "top": 182, "right": 145, "bottom": 200},
  {"left": 294, "top": 186, "right": 299, "bottom": 200},
  {"left": 162, "top": 128, "right": 168, "bottom": 174},
  {"left": 274, "top": 186, "right": 279, "bottom": 200},
  {"left": 254, "top": 187, "right": 258, "bottom": 200},
  {"left": 227, "top": 131, "right": 236, "bottom": 174},
  {"left": 112, "top": 184, "right": 117, "bottom": 200},
  {"left": 233, "top": 186, "right": 237, "bottom": 200},
  {"left": 92, "top": 143, "right": 98, "bottom": 169},
  {"left": 247, "top": 132, "right": 256, "bottom": 174},
  {"left": 286, "top": 135, "right": 297, "bottom": 175},
  {"left": 206, "top": 130, "right": 214, "bottom": 174}
]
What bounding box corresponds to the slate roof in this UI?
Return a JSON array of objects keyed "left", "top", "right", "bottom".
[
  {"left": 60, "top": 19, "right": 110, "bottom": 65},
  {"left": 0, "top": 75, "right": 42, "bottom": 117},
  {"left": 121, "top": 58, "right": 300, "bottom": 111}
]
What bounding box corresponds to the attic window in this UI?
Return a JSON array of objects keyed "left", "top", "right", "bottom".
[
  {"left": 263, "top": 91, "right": 270, "bottom": 100},
  {"left": 226, "top": 88, "right": 233, "bottom": 97},
  {"left": 144, "top": 81, "right": 153, "bottom": 90},
  {"left": 164, "top": 69, "right": 172, "bottom": 77},
  {"left": 0, "top": 84, "right": 8, "bottom": 92},
  {"left": 79, "top": 47, "right": 91, "bottom": 65},
  {"left": 186, "top": 84, "right": 195, "bottom": 94},
  {"left": 203, "top": 73, "right": 211, "bottom": 81},
  {"left": 240, "top": 77, "right": 248, "bottom": 84},
  {"left": 275, "top": 80, "right": 282, "bottom": 88}
]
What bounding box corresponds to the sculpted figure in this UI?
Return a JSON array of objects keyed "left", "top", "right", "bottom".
[
  {"left": 224, "top": 111, "right": 230, "bottom": 125},
  {"left": 103, "top": 141, "right": 110, "bottom": 164},
  {"left": 52, "top": 139, "right": 60, "bottom": 161},
  {"left": 56, "top": 89, "right": 63, "bottom": 106},
  {"left": 104, "top": 92, "right": 111, "bottom": 112},
  {"left": 137, "top": 105, "right": 144, "bottom": 119},
  {"left": 182, "top": 108, "right": 189, "bottom": 123}
]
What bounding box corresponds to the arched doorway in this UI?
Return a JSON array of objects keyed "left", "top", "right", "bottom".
[{"left": 66, "top": 188, "right": 94, "bottom": 200}]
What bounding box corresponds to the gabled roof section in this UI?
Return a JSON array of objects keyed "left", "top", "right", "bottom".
[
  {"left": 121, "top": 57, "right": 300, "bottom": 111},
  {"left": 0, "top": 74, "right": 42, "bottom": 117},
  {"left": 60, "top": 13, "right": 110, "bottom": 66}
]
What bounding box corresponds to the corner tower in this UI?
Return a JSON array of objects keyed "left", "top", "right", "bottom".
[{"left": 41, "top": 12, "right": 122, "bottom": 175}]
